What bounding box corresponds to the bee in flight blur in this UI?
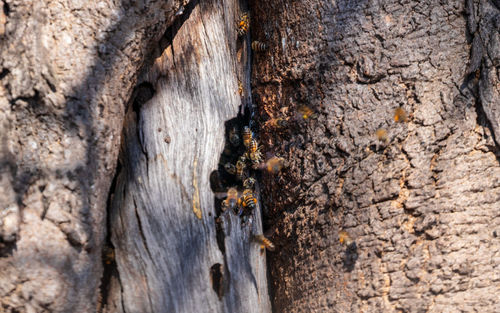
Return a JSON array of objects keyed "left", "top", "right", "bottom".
[
  {"left": 297, "top": 105, "right": 316, "bottom": 119},
  {"left": 262, "top": 156, "right": 285, "bottom": 173},
  {"left": 238, "top": 13, "right": 250, "bottom": 37},
  {"left": 253, "top": 234, "right": 275, "bottom": 251},
  {"left": 375, "top": 128, "right": 388, "bottom": 143},
  {"left": 339, "top": 230, "right": 354, "bottom": 246},
  {"left": 394, "top": 107, "right": 408, "bottom": 123},
  {"left": 251, "top": 41, "right": 267, "bottom": 51}
]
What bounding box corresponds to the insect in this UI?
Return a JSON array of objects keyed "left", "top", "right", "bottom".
[
  {"left": 249, "top": 150, "right": 263, "bottom": 169},
  {"left": 229, "top": 126, "right": 240, "bottom": 147},
  {"left": 236, "top": 159, "right": 246, "bottom": 180},
  {"left": 264, "top": 156, "right": 284, "bottom": 173},
  {"left": 102, "top": 246, "right": 115, "bottom": 265},
  {"left": 394, "top": 107, "right": 408, "bottom": 123},
  {"left": 238, "top": 81, "right": 244, "bottom": 96},
  {"left": 298, "top": 105, "right": 315, "bottom": 119},
  {"left": 222, "top": 187, "right": 239, "bottom": 212},
  {"left": 224, "top": 162, "right": 236, "bottom": 175},
  {"left": 339, "top": 230, "right": 354, "bottom": 246},
  {"left": 265, "top": 117, "right": 289, "bottom": 129},
  {"left": 237, "top": 13, "right": 250, "bottom": 37},
  {"left": 243, "top": 177, "right": 256, "bottom": 190},
  {"left": 238, "top": 189, "right": 257, "bottom": 213},
  {"left": 251, "top": 41, "right": 267, "bottom": 51},
  {"left": 242, "top": 126, "right": 253, "bottom": 148},
  {"left": 375, "top": 128, "right": 388, "bottom": 143},
  {"left": 253, "top": 234, "right": 275, "bottom": 251}
]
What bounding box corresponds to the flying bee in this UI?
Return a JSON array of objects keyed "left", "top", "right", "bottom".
[
  {"left": 238, "top": 189, "right": 257, "bottom": 213},
  {"left": 222, "top": 187, "right": 239, "bottom": 212},
  {"left": 236, "top": 159, "right": 246, "bottom": 180},
  {"left": 263, "top": 156, "right": 284, "bottom": 173},
  {"left": 251, "top": 40, "right": 267, "bottom": 51},
  {"left": 253, "top": 234, "right": 275, "bottom": 251},
  {"left": 339, "top": 230, "right": 354, "bottom": 246},
  {"left": 394, "top": 107, "right": 408, "bottom": 123},
  {"left": 229, "top": 126, "right": 240, "bottom": 147},
  {"left": 242, "top": 126, "right": 253, "bottom": 148},
  {"left": 297, "top": 105, "right": 316, "bottom": 119},
  {"left": 224, "top": 162, "right": 236, "bottom": 175},
  {"left": 237, "top": 13, "right": 250, "bottom": 37},
  {"left": 375, "top": 128, "right": 388, "bottom": 143},
  {"left": 243, "top": 177, "right": 256, "bottom": 190}
]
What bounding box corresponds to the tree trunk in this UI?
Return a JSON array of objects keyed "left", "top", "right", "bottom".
[
  {"left": 251, "top": 0, "right": 500, "bottom": 312},
  {"left": 0, "top": 0, "right": 186, "bottom": 312},
  {"left": 104, "top": 0, "right": 271, "bottom": 312}
]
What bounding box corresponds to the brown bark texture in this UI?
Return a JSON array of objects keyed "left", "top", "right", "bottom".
[
  {"left": 0, "top": 0, "right": 188, "bottom": 312},
  {"left": 251, "top": 0, "right": 500, "bottom": 312},
  {"left": 105, "top": 0, "right": 271, "bottom": 312}
]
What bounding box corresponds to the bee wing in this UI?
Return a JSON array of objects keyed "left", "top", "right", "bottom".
[{"left": 213, "top": 192, "right": 228, "bottom": 199}]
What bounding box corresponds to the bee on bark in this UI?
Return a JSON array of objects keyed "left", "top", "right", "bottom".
[
  {"left": 222, "top": 187, "right": 239, "bottom": 212},
  {"left": 224, "top": 162, "right": 236, "bottom": 175},
  {"left": 102, "top": 246, "right": 115, "bottom": 265},
  {"left": 394, "top": 107, "right": 408, "bottom": 123},
  {"left": 238, "top": 189, "right": 257, "bottom": 213},
  {"left": 251, "top": 41, "right": 267, "bottom": 51},
  {"left": 253, "top": 234, "right": 275, "bottom": 251},
  {"left": 249, "top": 150, "right": 263, "bottom": 169},
  {"left": 229, "top": 126, "right": 240, "bottom": 147},
  {"left": 237, "top": 13, "right": 250, "bottom": 37},
  {"left": 238, "top": 81, "right": 244, "bottom": 96},
  {"left": 236, "top": 159, "right": 246, "bottom": 180},
  {"left": 242, "top": 126, "right": 253, "bottom": 148},
  {"left": 243, "top": 177, "right": 256, "bottom": 190}
]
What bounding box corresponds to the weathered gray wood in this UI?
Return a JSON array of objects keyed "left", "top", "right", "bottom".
[
  {"left": 108, "top": 1, "right": 271, "bottom": 312},
  {"left": 0, "top": 0, "right": 186, "bottom": 311},
  {"left": 251, "top": 0, "right": 500, "bottom": 312}
]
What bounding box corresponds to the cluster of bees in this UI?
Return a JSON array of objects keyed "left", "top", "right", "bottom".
[
  {"left": 238, "top": 13, "right": 267, "bottom": 52},
  {"left": 215, "top": 123, "right": 283, "bottom": 252}
]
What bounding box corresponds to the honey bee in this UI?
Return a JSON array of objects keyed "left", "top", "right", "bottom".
[
  {"left": 264, "top": 156, "right": 284, "bottom": 173},
  {"left": 265, "top": 117, "right": 289, "bottom": 129},
  {"left": 242, "top": 126, "right": 253, "bottom": 148},
  {"left": 298, "top": 105, "right": 315, "bottom": 119},
  {"left": 248, "top": 138, "right": 259, "bottom": 153},
  {"left": 222, "top": 187, "right": 239, "bottom": 212},
  {"left": 249, "top": 150, "right": 263, "bottom": 169},
  {"left": 229, "top": 126, "right": 240, "bottom": 147},
  {"left": 238, "top": 81, "right": 244, "bottom": 96},
  {"left": 237, "top": 13, "right": 250, "bottom": 37},
  {"left": 224, "top": 162, "right": 236, "bottom": 175},
  {"left": 236, "top": 159, "right": 246, "bottom": 180},
  {"left": 243, "top": 177, "right": 256, "bottom": 190},
  {"left": 339, "top": 230, "right": 354, "bottom": 246},
  {"left": 102, "top": 246, "right": 115, "bottom": 265},
  {"left": 253, "top": 234, "right": 275, "bottom": 251},
  {"left": 394, "top": 107, "right": 408, "bottom": 123},
  {"left": 251, "top": 41, "right": 267, "bottom": 51},
  {"left": 238, "top": 189, "right": 257, "bottom": 213},
  {"left": 375, "top": 128, "right": 388, "bottom": 143}
]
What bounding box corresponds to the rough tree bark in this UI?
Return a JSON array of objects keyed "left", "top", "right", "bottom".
[
  {"left": 0, "top": 0, "right": 188, "bottom": 312},
  {"left": 105, "top": 0, "right": 271, "bottom": 312},
  {"left": 251, "top": 0, "right": 500, "bottom": 312}
]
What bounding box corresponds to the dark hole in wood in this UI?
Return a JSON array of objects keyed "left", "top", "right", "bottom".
[{"left": 210, "top": 263, "right": 225, "bottom": 300}]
